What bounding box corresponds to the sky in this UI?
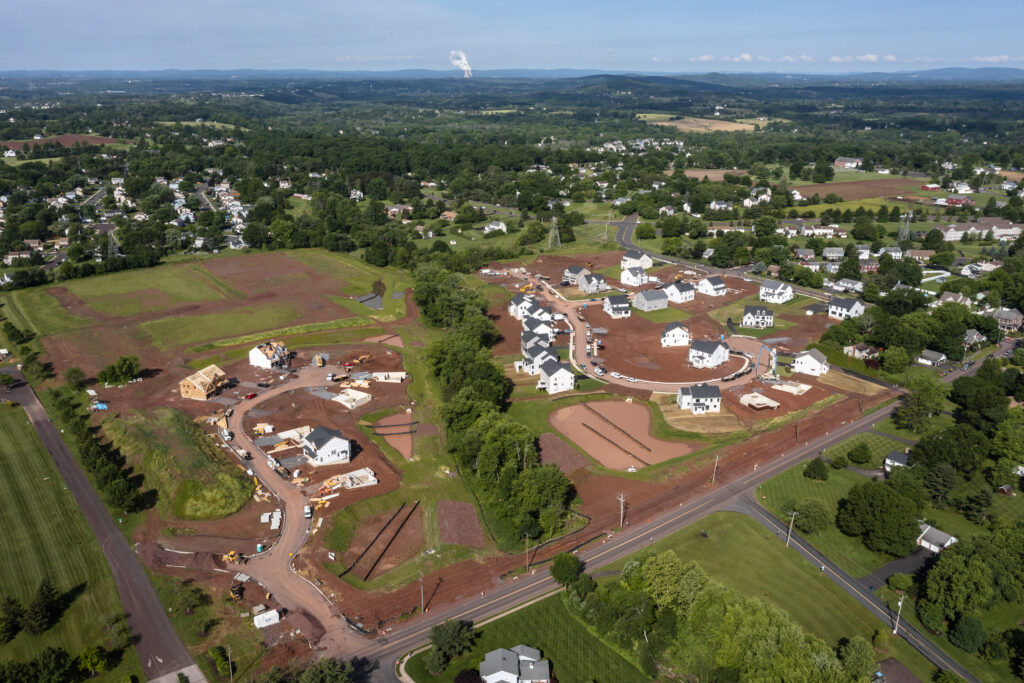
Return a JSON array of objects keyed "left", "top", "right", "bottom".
[{"left": 5, "top": 0, "right": 1024, "bottom": 73}]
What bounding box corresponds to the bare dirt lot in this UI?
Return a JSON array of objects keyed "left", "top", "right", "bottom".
[
  {"left": 649, "top": 117, "right": 755, "bottom": 133},
  {"left": 527, "top": 251, "right": 624, "bottom": 282},
  {"left": 793, "top": 177, "right": 920, "bottom": 201},
  {"left": 341, "top": 503, "right": 424, "bottom": 581},
  {"left": 1, "top": 134, "right": 126, "bottom": 151},
  {"left": 549, "top": 400, "right": 702, "bottom": 470},
  {"left": 374, "top": 411, "right": 416, "bottom": 460},
  {"left": 677, "top": 169, "right": 749, "bottom": 181},
  {"left": 437, "top": 500, "right": 487, "bottom": 548},
  {"left": 538, "top": 432, "right": 589, "bottom": 475}
]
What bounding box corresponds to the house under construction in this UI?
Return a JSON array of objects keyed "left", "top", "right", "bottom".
[{"left": 179, "top": 365, "right": 228, "bottom": 400}]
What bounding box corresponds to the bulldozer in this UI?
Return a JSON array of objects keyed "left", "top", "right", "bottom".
[
  {"left": 313, "top": 354, "right": 326, "bottom": 367},
  {"left": 222, "top": 550, "right": 247, "bottom": 565},
  {"left": 229, "top": 583, "right": 244, "bottom": 602}
]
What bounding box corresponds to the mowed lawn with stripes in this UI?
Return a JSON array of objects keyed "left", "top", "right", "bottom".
[{"left": 0, "top": 405, "right": 140, "bottom": 679}]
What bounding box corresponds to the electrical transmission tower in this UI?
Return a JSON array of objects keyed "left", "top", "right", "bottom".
[
  {"left": 547, "top": 217, "right": 561, "bottom": 249},
  {"left": 107, "top": 233, "right": 119, "bottom": 259},
  {"left": 897, "top": 210, "right": 913, "bottom": 242}
]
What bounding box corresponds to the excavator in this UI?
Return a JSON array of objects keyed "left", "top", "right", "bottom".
[
  {"left": 229, "top": 583, "right": 244, "bottom": 602},
  {"left": 222, "top": 550, "right": 247, "bottom": 565}
]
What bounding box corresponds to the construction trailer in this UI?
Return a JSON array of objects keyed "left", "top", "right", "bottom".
[{"left": 179, "top": 365, "right": 227, "bottom": 400}]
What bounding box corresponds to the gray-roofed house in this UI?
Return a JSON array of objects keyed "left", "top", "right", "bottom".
[
  {"left": 664, "top": 281, "right": 696, "bottom": 303},
  {"left": 515, "top": 347, "right": 558, "bottom": 376},
  {"left": 508, "top": 293, "right": 535, "bottom": 320},
  {"left": 792, "top": 349, "right": 830, "bottom": 376},
  {"left": 984, "top": 307, "right": 1024, "bottom": 332},
  {"left": 620, "top": 249, "right": 653, "bottom": 270},
  {"left": 522, "top": 317, "right": 555, "bottom": 340},
  {"left": 822, "top": 247, "right": 845, "bottom": 261},
  {"left": 963, "top": 329, "right": 987, "bottom": 346},
  {"left": 661, "top": 322, "right": 690, "bottom": 347},
  {"left": 696, "top": 276, "right": 726, "bottom": 297},
  {"left": 480, "top": 645, "right": 551, "bottom": 683},
  {"left": 520, "top": 331, "right": 549, "bottom": 356},
  {"left": 633, "top": 289, "right": 669, "bottom": 312},
  {"left": 828, "top": 297, "right": 866, "bottom": 320},
  {"left": 620, "top": 266, "right": 649, "bottom": 288},
  {"left": 603, "top": 295, "right": 632, "bottom": 319},
  {"left": 302, "top": 426, "right": 352, "bottom": 465},
  {"left": 759, "top": 280, "right": 793, "bottom": 304},
  {"left": 537, "top": 360, "right": 575, "bottom": 396},
  {"left": 741, "top": 305, "right": 774, "bottom": 329},
  {"left": 794, "top": 248, "right": 815, "bottom": 261},
  {"left": 916, "top": 349, "right": 947, "bottom": 366},
  {"left": 688, "top": 340, "right": 730, "bottom": 369},
  {"left": 563, "top": 265, "right": 590, "bottom": 285},
  {"left": 917, "top": 524, "right": 958, "bottom": 553},
  {"left": 677, "top": 384, "right": 722, "bottom": 414},
  {"left": 884, "top": 450, "right": 910, "bottom": 473},
  {"left": 578, "top": 272, "right": 608, "bottom": 294}
]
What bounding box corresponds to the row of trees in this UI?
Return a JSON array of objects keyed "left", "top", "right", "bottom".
[{"left": 415, "top": 265, "right": 576, "bottom": 547}]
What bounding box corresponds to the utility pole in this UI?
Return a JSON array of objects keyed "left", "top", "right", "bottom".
[
  {"left": 228, "top": 644, "right": 234, "bottom": 683},
  {"left": 711, "top": 454, "right": 720, "bottom": 486},
  {"left": 617, "top": 492, "right": 626, "bottom": 528},
  {"left": 892, "top": 595, "right": 905, "bottom": 636},
  {"left": 785, "top": 511, "right": 798, "bottom": 547},
  {"left": 418, "top": 571, "right": 424, "bottom": 614},
  {"left": 524, "top": 533, "right": 530, "bottom": 571}
]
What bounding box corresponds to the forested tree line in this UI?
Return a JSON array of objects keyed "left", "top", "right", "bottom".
[{"left": 414, "top": 265, "right": 576, "bottom": 548}]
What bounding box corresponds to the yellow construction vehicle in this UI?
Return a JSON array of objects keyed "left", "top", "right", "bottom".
[
  {"left": 355, "top": 354, "right": 370, "bottom": 364},
  {"left": 222, "top": 550, "right": 247, "bottom": 565},
  {"left": 314, "top": 354, "right": 326, "bottom": 367},
  {"left": 229, "top": 583, "right": 244, "bottom": 601},
  {"left": 519, "top": 283, "right": 534, "bottom": 293}
]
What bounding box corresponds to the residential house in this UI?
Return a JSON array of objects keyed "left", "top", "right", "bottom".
[
  {"left": 483, "top": 221, "right": 507, "bottom": 234},
  {"left": 822, "top": 247, "right": 845, "bottom": 261},
  {"left": 708, "top": 200, "right": 733, "bottom": 212},
  {"left": 664, "top": 281, "right": 696, "bottom": 303},
  {"left": 620, "top": 266, "right": 649, "bottom": 288},
  {"left": 759, "top": 280, "right": 793, "bottom": 304},
  {"left": 833, "top": 156, "right": 863, "bottom": 169},
  {"left": 522, "top": 317, "right": 555, "bottom": 341},
  {"left": 790, "top": 189, "right": 805, "bottom": 202},
  {"left": 917, "top": 524, "right": 958, "bottom": 553},
  {"left": 178, "top": 365, "right": 227, "bottom": 401},
  {"left": 794, "top": 248, "right": 815, "bottom": 261},
  {"left": 302, "top": 426, "right": 352, "bottom": 465},
  {"left": 226, "top": 235, "right": 248, "bottom": 250},
  {"left": 963, "top": 329, "right": 987, "bottom": 346},
  {"left": 349, "top": 189, "right": 364, "bottom": 200},
  {"left": 537, "top": 360, "right": 575, "bottom": 395},
  {"left": 514, "top": 347, "right": 558, "bottom": 375},
  {"left": 508, "top": 293, "right": 535, "bottom": 320},
  {"left": 603, "top": 295, "right": 632, "bottom": 319},
  {"left": 984, "top": 307, "right": 1023, "bottom": 332},
  {"left": 563, "top": 265, "right": 590, "bottom": 286},
  {"left": 578, "top": 272, "right": 608, "bottom": 294},
  {"left": 916, "top": 349, "right": 947, "bottom": 366},
  {"left": 520, "top": 331, "right": 549, "bottom": 356},
  {"left": 661, "top": 322, "right": 690, "bottom": 347},
  {"left": 828, "top": 298, "right": 866, "bottom": 320},
  {"left": 741, "top": 305, "right": 774, "bottom": 329},
  {"left": 480, "top": 645, "right": 551, "bottom": 683},
  {"left": 935, "top": 291, "right": 971, "bottom": 308},
  {"left": 907, "top": 249, "right": 935, "bottom": 263},
  {"left": 792, "top": 349, "right": 830, "bottom": 376},
  {"left": 248, "top": 341, "right": 289, "bottom": 370},
  {"left": 658, "top": 206, "right": 675, "bottom": 216},
  {"left": 440, "top": 210, "right": 458, "bottom": 221},
  {"left": 676, "top": 384, "right": 722, "bottom": 414},
  {"left": 620, "top": 249, "right": 653, "bottom": 270},
  {"left": 878, "top": 246, "right": 903, "bottom": 261},
  {"left": 832, "top": 278, "right": 864, "bottom": 294},
  {"left": 884, "top": 450, "right": 910, "bottom": 473},
  {"left": 859, "top": 259, "right": 879, "bottom": 274},
  {"left": 633, "top": 289, "right": 669, "bottom": 312},
  {"left": 696, "top": 276, "right": 726, "bottom": 297},
  {"left": 843, "top": 343, "right": 879, "bottom": 360},
  {"left": 3, "top": 251, "right": 31, "bottom": 266},
  {"left": 688, "top": 340, "right": 730, "bottom": 369}
]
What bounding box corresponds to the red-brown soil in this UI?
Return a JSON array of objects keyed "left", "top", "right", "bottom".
[
  {"left": 794, "top": 177, "right": 920, "bottom": 201},
  {"left": 374, "top": 411, "right": 416, "bottom": 460},
  {"left": 341, "top": 504, "right": 424, "bottom": 581},
  {"left": 526, "top": 251, "right": 624, "bottom": 282},
  {"left": 437, "top": 500, "right": 487, "bottom": 548},
  {"left": 549, "top": 400, "right": 701, "bottom": 469},
  {"left": 2, "top": 134, "right": 125, "bottom": 151},
  {"left": 538, "top": 432, "right": 589, "bottom": 475}
]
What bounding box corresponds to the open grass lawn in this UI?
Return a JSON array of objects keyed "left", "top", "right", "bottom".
[
  {"left": 757, "top": 464, "right": 893, "bottom": 577},
  {"left": 149, "top": 573, "right": 267, "bottom": 682},
  {"left": 4, "top": 286, "right": 92, "bottom": 336},
  {"left": 823, "top": 431, "right": 909, "bottom": 470},
  {"left": 706, "top": 293, "right": 808, "bottom": 337},
  {"left": 63, "top": 263, "right": 227, "bottom": 316},
  {"left": 141, "top": 301, "right": 304, "bottom": 348},
  {"left": 287, "top": 249, "right": 412, "bottom": 320},
  {"left": 1, "top": 156, "right": 61, "bottom": 166},
  {"left": 631, "top": 305, "right": 693, "bottom": 324},
  {"left": 0, "top": 406, "right": 142, "bottom": 680},
  {"left": 873, "top": 414, "right": 954, "bottom": 441},
  {"left": 604, "top": 512, "right": 935, "bottom": 682},
  {"left": 405, "top": 594, "right": 647, "bottom": 683},
  {"left": 103, "top": 408, "right": 253, "bottom": 520}
]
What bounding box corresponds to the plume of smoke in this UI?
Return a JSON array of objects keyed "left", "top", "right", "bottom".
[{"left": 449, "top": 50, "right": 472, "bottom": 78}]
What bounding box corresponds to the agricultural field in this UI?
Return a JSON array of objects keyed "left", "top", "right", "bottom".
[
  {"left": 405, "top": 594, "right": 647, "bottom": 683},
  {"left": 604, "top": 512, "right": 935, "bottom": 681},
  {"left": 639, "top": 114, "right": 756, "bottom": 133},
  {"left": 0, "top": 405, "right": 142, "bottom": 681}
]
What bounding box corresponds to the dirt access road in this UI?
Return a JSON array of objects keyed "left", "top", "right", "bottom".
[
  {"left": 0, "top": 369, "right": 203, "bottom": 683},
  {"left": 225, "top": 365, "right": 366, "bottom": 654}
]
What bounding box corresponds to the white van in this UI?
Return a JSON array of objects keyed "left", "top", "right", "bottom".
[{"left": 303, "top": 505, "right": 312, "bottom": 519}]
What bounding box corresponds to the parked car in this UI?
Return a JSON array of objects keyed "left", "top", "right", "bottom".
[
  {"left": 627, "top": 377, "right": 639, "bottom": 383},
  {"left": 595, "top": 368, "right": 606, "bottom": 376},
  {"left": 244, "top": 392, "right": 257, "bottom": 399},
  {"left": 610, "top": 371, "right": 623, "bottom": 379}
]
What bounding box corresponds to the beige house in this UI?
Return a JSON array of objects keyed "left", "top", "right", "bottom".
[{"left": 179, "top": 365, "right": 227, "bottom": 400}]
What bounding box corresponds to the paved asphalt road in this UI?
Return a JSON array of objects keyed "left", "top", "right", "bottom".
[
  {"left": 0, "top": 369, "right": 198, "bottom": 681},
  {"left": 352, "top": 342, "right": 1002, "bottom": 682},
  {"left": 83, "top": 186, "right": 105, "bottom": 207}
]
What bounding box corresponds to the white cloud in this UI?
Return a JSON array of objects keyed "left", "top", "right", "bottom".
[
  {"left": 883, "top": 54, "right": 896, "bottom": 62},
  {"left": 779, "top": 55, "right": 796, "bottom": 63},
  {"left": 720, "top": 53, "right": 753, "bottom": 63},
  {"left": 799, "top": 55, "right": 814, "bottom": 62},
  {"left": 829, "top": 55, "right": 852, "bottom": 63},
  {"left": 856, "top": 54, "right": 879, "bottom": 63},
  {"left": 972, "top": 55, "right": 1009, "bottom": 62},
  {"left": 651, "top": 56, "right": 660, "bottom": 62},
  {"left": 690, "top": 54, "right": 715, "bottom": 62},
  {"left": 906, "top": 56, "right": 942, "bottom": 63}
]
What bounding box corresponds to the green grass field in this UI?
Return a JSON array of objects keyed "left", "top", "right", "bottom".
[
  {"left": 0, "top": 406, "right": 141, "bottom": 680},
  {"left": 405, "top": 594, "right": 647, "bottom": 683},
  {"left": 288, "top": 250, "right": 412, "bottom": 320},
  {"left": 604, "top": 512, "right": 935, "bottom": 681},
  {"left": 1, "top": 156, "right": 61, "bottom": 166},
  {"left": 823, "top": 431, "right": 909, "bottom": 470},
  {"left": 3, "top": 287, "right": 92, "bottom": 336},
  {"left": 757, "top": 465, "right": 892, "bottom": 577},
  {"left": 631, "top": 305, "right": 693, "bottom": 324},
  {"left": 63, "top": 264, "right": 227, "bottom": 316},
  {"left": 140, "top": 301, "right": 304, "bottom": 348},
  {"left": 706, "top": 293, "right": 811, "bottom": 338}
]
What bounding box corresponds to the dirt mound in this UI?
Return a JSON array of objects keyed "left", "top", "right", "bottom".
[
  {"left": 437, "top": 500, "right": 487, "bottom": 548},
  {"left": 137, "top": 543, "right": 226, "bottom": 573}
]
